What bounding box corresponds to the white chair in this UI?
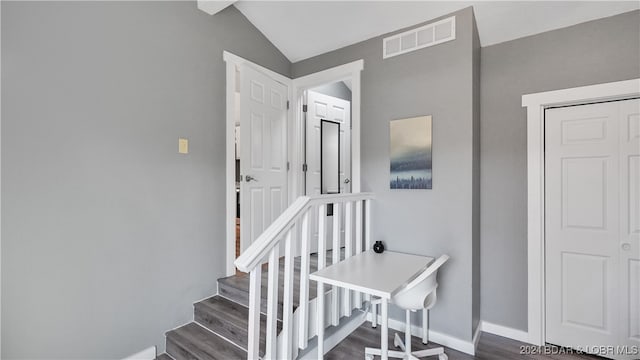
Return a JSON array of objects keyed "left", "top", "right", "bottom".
[{"left": 366, "top": 254, "right": 450, "bottom": 360}]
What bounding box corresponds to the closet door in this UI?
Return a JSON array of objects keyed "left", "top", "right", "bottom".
[
  {"left": 545, "top": 98, "right": 640, "bottom": 360},
  {"left": 618, "top": 99, "right": 640, "bottom": 358},
  {"left": 545, "top": 101, "right": 620, "bottom": 355}
]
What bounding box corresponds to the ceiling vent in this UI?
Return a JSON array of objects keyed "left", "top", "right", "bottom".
[{"left": 383, "top": 16, "right": 456, "bottom": 59}]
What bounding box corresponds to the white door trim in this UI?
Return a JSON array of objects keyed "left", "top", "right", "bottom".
[
  {"left": 521, "top": 78, "right": 640, "bottom": 346},
  {"left": 292, "top": 60, "right": 364, "bottom": 196},
  {"left": 223, "top": 54, "right": 363, "bottom": 276},
  {"left": 223, "top": 51, "right": 293, "bottom": 276}
]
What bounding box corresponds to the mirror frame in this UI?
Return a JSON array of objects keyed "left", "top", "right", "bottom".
[{"left": 320, "top": 119, "right": 341, "bottom": 195}]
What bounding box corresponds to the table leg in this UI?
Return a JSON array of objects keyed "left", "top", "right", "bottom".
[
  {"left": 317, "top": 280, "right": 325, "bottom": 359},
  {"left": 381, "top": 298, "right": 388, "bottom": 360}
]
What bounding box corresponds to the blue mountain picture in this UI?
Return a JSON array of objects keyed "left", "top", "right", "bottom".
[{"left": 390, "top": 116, "right": 432, "bottom": 189}]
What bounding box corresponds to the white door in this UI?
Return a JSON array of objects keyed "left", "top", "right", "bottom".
[
  {"left": 618, "top": 99, "right": 640, "bottom": 358},
  {"left": 545, "top": 99, "right": 640, "bottom": 359},
  {"left": 306, "top": 90, "right": 351, "bottom": 195},
  {"left": 306, "top": 90, "right": 351, "bottom": 253},
  {"left": 240, "top": 64, "right": 288, "bottom": 252}
]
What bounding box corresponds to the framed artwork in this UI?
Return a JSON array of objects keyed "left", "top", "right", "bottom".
[{"left": 390, "top": 115, "right": 432, "bottom": 189}]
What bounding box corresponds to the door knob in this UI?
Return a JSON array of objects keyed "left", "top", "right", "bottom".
[
  {"left": 344, "top": 178, "right": 351, "bottom": 184},
  {"left": 245, "top": 175, "right": 257, "bottom": 182},
  {"left": 622, "top": 243, "right": 631, "bottom": 251}
]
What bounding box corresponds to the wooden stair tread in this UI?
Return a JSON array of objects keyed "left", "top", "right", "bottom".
[
  {"left": 218, "top": 250, "right": 340, "bottom": 308},
  {"left": 162, "top": 249, "right": 345, "bottom": 360},
  {"left": 194, "top": 295, "right": 281, "bottom": 355},
  {"left": 166, "top": 322, "right": 246, "bottom": 360}
]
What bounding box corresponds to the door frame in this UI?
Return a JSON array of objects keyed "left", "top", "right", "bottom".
[
  {"left": 521, "top": 78, "right": 640, "bottom": 346},
  {"left": 223, "top": 54, "right": 364, "bottom": 276},
  {"left": 292, "top": 60, "right": 364, "bottom": 197},
  {"left": 223, "top": 51, "right": 293, "bottom": 276}
]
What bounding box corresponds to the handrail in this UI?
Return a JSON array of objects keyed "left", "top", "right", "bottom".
[
  {"left": 234, "top": 192, "right": 374, "bottom": 273},
  {"left": 308, "top": 192, "right": 374, "bottom": 205}
]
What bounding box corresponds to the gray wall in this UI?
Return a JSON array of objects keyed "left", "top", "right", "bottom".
[
  {"left": 293, "top": 7, "right": 480, "bottom": 342},
  {"left": 1, "top": 2, "right": 290, "bottom": 359},
  {"left": 480, "top": 10, "right": 640, "bottom": 331},
  {"left": 310, "top": 81, "right": 352, "bottom": 101}
]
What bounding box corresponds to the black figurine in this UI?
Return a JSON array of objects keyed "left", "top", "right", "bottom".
[{"left": 373, "top": 240, "right": 385, "bottom": 253}]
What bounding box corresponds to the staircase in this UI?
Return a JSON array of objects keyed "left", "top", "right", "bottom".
[
  {"left": 157, "top": 252, "right": 333, "bottom": 360},
  {"left": 156, "top": 193, "right": 374, "bottom": 360}
]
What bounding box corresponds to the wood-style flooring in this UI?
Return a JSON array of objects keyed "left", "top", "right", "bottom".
[
  {"left": 326, "top": 323, "right": 605, "bottom": 360},
  {"left": 158, "top": 321, "right": 607, "bottom": 360},
  {"left": 157, "top": 243, "right": 608, "bottom": 360}
]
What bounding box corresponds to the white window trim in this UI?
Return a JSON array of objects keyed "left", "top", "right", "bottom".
[{"left": 521, "top": 78, "right": 640, "bottom": 346}]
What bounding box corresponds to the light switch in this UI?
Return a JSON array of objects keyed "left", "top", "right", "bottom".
[{"left": 178, "top": 138, "right": 189, "bottom": 154}]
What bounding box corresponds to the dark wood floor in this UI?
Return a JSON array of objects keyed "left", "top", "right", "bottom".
[
  {"left": 326, "top": 323, "right": 604, "bottom": 360},
  {"left": 225, "top": 242, "right": 604, "bottom": 360}
]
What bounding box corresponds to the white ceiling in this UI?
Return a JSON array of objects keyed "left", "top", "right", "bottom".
[{"left": 233, "top": 1, "right": 640, "bottom": 62}]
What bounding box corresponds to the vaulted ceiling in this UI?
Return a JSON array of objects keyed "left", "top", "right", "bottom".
[{"left": 230, "top": 1, "right": 640, "bottom": 62}]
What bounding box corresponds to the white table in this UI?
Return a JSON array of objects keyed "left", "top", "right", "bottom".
[{"left": 309, "top": 250, "right": 434, "bottom": 360}]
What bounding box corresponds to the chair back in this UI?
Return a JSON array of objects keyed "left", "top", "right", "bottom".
[{"left": 391, "top": 254, "right": 449, "bottom": 311}]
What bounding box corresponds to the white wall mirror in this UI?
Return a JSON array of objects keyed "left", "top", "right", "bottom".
[{"left": 321, "top": 119, "right": 340, "bottom": 195}]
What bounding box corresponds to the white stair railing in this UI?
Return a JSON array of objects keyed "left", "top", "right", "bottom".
[{"left": 234, "top": 193, "right": 374, "bottom": 359}]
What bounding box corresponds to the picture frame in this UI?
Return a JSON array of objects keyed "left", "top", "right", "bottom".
[{"left": 389, "top": 115, "right": 433, "bottom": 189}]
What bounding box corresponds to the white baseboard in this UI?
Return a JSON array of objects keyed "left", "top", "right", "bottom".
[
  {"left": 472, "top": 321, "right": 482, "bottom": 348},
  {"left": 123, "top": 346, "right": 156, "bottom": 360},
  {"left": 365, "top": 313, "right": 477, "bottom": 355},
  {"left": 479, "top": 320, "right": 530, "bottom": 344}
]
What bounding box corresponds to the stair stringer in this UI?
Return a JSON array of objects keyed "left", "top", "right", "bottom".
[{"left": 277, "top": 289, "right": 367, "bottom": 358}]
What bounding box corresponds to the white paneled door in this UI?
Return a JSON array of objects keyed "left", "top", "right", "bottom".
[
  {"left": 306, "top": 90, "right": 351, "bottom": 253},
  {"left": 619, "top": 99, "right": 640, "bottom": 357},
  {"left": 545, "top": 99, "right": 640, "bottom": 360},
  {"left": 306, "top": 90, "right": 352, "bottom": 196},
  {"left": 240, "top": 64, "right": 288, "bottom": 251}
]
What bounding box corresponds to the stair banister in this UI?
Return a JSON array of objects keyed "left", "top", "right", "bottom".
[
  {"left": 234, "top": 192, "right": 374, "bottom": 360},
  {"left": 234, "top": 196, "right": 311, "bottom": 273}
]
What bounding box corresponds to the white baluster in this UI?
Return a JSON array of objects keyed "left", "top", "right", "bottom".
[
  {"left": 318, "top": 204, "right": 327, "bottom": 271},
  {"left": 265, "top": 247, "right": 279, "bottom": 359},
  {"left": 317, "top": 278, "right": 325, "bottom": 359},
  {"left": 355, "top": 200, "right": 363, "bottom": 254},
  {"left": 331, "top": 202, "right": 341, "bottom": 326},
  {"left": 247, "top": 266, "right": 262, "bottom": 360},
  {"left": 298, "top": 210, "right": 311, "bottom": 349},
  {"left": 354, "top": 200, "right": 363, "bottom": 307},
  {"left": 282, "top": 229, "right": 295, "bottom": 359},
  {"left": 364, "top": 199, "right": 372, "bottom": 304},
  {"left": 343, "top": 201, "right": 353, "bottom": 316},
  {"left": 365, "top": 199, "right": 372, "bottom": 251},
  {"left": 364, "top": 200, "right": 371, "bottom": 301},
  {"left": 317, "top": 204, "right": 327, "bottom": 358}
]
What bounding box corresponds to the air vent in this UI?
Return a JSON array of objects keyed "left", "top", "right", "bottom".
[{"left": 383, "top": 16, "right": 456, "bottom": 59}]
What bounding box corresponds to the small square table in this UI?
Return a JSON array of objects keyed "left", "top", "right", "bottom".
[{"left": 309, "top": 250, "right": 434, "bottom": 360}]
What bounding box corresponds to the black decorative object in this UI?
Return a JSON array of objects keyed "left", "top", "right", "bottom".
[{"left": 373, "top": 241, "right": 385, "bottom": 254}]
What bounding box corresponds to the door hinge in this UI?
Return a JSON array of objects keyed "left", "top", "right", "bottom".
[
  {"left": 286, "top": 100, "right": 290, "bottom": 109},
  {"left": 302, "top": 104, "right": 308, "bottom": 113},
  {"left": 302, "top": 163, "right": 308, "bottom": 172},
  {"left": 287, "top": 162, "right": 290, "bottom": 171}
]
